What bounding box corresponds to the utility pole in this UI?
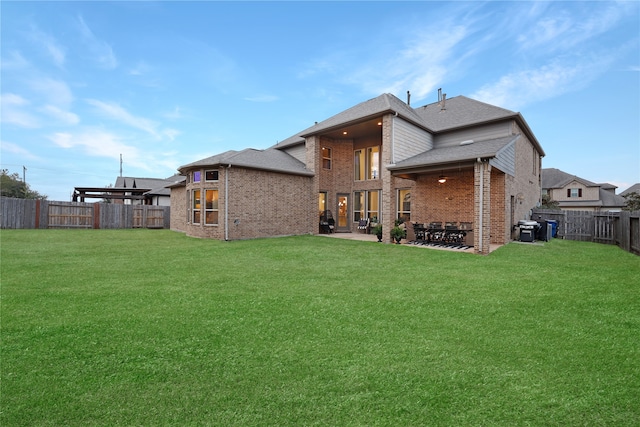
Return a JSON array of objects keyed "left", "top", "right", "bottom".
[
  {"left": 120, "top": 154, "right": 123, "bottom": 177},
  {"left": 23, "top": 166, "right": 27, "bottom": 197}
]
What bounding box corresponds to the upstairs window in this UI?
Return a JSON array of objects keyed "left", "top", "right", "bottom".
[
  {"left": 568, "top": 188, "right": 582, "bottom": 198},
  {"left": 205, "top": 170, "right": 219, "bottom": 181},
  {"left": 354, "top": 146, "right": 380, "bottom": 181},
  {"left": 193, "top": 171, "right": 201, "bottom": 183},
  {"left": 322, "top": 147, "right": 332, "bottom": 170}
]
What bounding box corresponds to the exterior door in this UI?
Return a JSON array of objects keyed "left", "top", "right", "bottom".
[{"left": 337, "top": 194, "right": 350, "bottom": 232}]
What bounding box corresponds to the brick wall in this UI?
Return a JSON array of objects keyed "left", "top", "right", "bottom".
[
  {"left": 169, "top": 185, "right": 186, "bottom": 233},
  {"left": 182, "top": 166, "right": 314, "bottom": 240}
]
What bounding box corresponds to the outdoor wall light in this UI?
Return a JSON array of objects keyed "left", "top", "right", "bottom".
[{"left": 438, "top": 175, "right": 447, "bottom": 184}]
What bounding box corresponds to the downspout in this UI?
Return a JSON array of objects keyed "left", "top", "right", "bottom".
[
  {"left": 225, "top": 164, "right": 230, "bottom": 241},
  {"left": 477, "top": 158, "right": 483, "bottom": 253}
]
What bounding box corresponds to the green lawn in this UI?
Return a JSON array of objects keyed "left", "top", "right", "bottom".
[{"left": 1, "top": 230, "right": 639, "bottom": 426}]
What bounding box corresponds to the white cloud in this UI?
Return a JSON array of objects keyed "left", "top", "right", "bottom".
[
  {"left": 244, "top": 95, "right": 279, "bottom": 103},
  {"left": 40, "top": 105, "right": 80, "bottom": 125},
  {"left": 0, "top": 93, "right": 40, "bottom": 128},
  {"left": 48, "top": 130, "right": 147, "bottom": 169},
  {"left": 29, "top": 24, "right": 66, "bottom": 67},
  {"left": 162, "top": 128, "right": 181, "bottom": 141},
  {"left": 0, "top": 50, "right": 30, "bottom": 70},
  {"left": 29, "top": 77, "right": 74, "bottom": 107},
  {"left": 470, "top": 56, "right": 613, "bottom": 110},
  {"left": 77, "top": 15, "right": 118, "bottom": 69},
  {"left": 86, "top": 99, "right": 160, "bottom": 138},
  {"left": 0, "top": 140, "right": 43, "bottom": 161}
]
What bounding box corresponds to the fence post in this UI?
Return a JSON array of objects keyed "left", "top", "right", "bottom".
[{"left": 93, "top": 203, "right": 101, "bottom": 229}]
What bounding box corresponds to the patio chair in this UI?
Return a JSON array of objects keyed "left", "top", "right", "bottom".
[{"left": 357, "top": 218, "right": 370, "bottom": 233}]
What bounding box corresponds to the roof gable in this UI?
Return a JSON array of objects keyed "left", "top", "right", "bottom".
[
  {"left": 178, "top": 148, "right": 313, "bottom": 176},
  {"left": 390, "top": 135, "right": 518, "bottom": 172}
]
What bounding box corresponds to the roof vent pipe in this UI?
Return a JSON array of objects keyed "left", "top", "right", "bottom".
[
  {"left": 407, "top": 90, "right": 411, "bottom": 106},
  {"left": 441, "top": 94, "right": 446, "bottom": 111},
  {"left": 438, "top": 88, "right": 442, "bottom": 102}
]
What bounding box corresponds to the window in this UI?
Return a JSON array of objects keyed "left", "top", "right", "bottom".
[
  {"left": 354, "top": 191, "right": 380, "bottom": 222},
  {"left": 568, "top": 188, "right": 582, "bottom": 198},
  {"left": 192, "top": 189, "right": 201, "bottom": 223},
  {"left": 397, "top": 189, "right": 410, "bottom": 222},
  {"left": 367, "top": 191, "right": 380, "bottom": 222},
  {"left": 367, "top": 147, "right": 379, "bottom": 179},
  {"left": 205, "top": 190, "right": 219, "bottom": 225},
  {"left": 318, "top": 192, "right": 327, "bottom": 217},
  {"left": 354, "top": 146, "right": 380, "bottom": 180},
  {"left": 354, "top": 150, "right": 364, "bottom": 181},
  {"left": 193, "top": 171, "right": 201, "bottom": 182},
  {"left": 205, "top": 170, "right": 219, "bottom": 181},
  {"left": 353, "top": 191, "right": 364, "bottom": 222},
  {"left": 322, "top": 147, "right": 332, "bottom": 170}
]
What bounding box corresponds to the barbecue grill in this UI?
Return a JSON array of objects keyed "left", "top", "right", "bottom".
[{"left": 517, "top": 220, "right": 540, "bottom": 242}]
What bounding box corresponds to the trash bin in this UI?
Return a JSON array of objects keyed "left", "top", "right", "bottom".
[{"left": 546, "top": 220, "right": 558, "bottom": 238}]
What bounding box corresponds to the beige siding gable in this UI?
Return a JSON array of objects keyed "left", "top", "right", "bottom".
[
  {"left": 433, "top": 121, "right": 512, "bottom": 148},
  {"left": 490, "top": 139, "right": 516, "bottom": 176},
  {"left": 282, "top": 143, "right": 306, "bottom": 164},
  {"left": 392, "top": 116, "right": 433, "bottom": 163}
]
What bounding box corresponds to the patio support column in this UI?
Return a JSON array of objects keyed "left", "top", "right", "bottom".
[
  {"left": 474, "top": 159, "right": 492, "bottom": 254},
  {"left": 381, "top": 114, "right": 394, "bottom": 243},
  {"left": 306, "top": 135, "right": 321, "bottom": 233}
]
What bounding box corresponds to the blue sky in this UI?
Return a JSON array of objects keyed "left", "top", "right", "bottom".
[{"left": 1, "top": 1, "right": 639, "bottom": 201}]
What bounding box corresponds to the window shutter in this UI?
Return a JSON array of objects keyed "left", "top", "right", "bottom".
[
  {"left": 579, "top": 188, "right": 582, "bottom": 197},
  {"left": 567, "top": 189, "right": 571, "bottom": 197}
]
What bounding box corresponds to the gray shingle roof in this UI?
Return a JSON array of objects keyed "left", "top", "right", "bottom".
[
  {"left": 114, "top": 176, "right": 178, "bottom": 190},
  {"left": 275, "top": 93, "right": 428, "bottom": 149},
  {"left": 389, "top": 135, "right": 518, "bottom": 170},
  {"left": 178, "top": 148, "right": 313, "bottom": 176},
  {"left": 541, "top": 168, "right": 597, "bottom": 189},
  {"left": 620, "top": 183, "right": 640, "bottom": 196},
  {"left": 273, "top": 93, "right": 543, "bottom": 156},
  {"left": 413, "top": 95, "right": 517, "bottom": 132}
]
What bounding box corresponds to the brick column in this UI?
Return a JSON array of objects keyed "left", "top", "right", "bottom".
[
  {"left": 306, "top": 136, "right": 321, "bottom": 233},
  {"left": 381, "top": 114, "right": 394, "bottom": 243},
  {"left": 474, "top": 160, "right": 492, "bottom": 254}
]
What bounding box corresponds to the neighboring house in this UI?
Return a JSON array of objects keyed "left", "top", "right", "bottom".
[
  {"left": 74, "top": 175, "right": 182, "bottom": 205},
  {"left": 172, "top": 93, "right": 545, "bottom": 254},
  {"left": 541, "top": 168, "right": 627, "bottom": 211}
]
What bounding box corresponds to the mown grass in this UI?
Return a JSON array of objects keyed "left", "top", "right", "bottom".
[{"left": 1, "top": 229, "right": 639, "bottom": 426}]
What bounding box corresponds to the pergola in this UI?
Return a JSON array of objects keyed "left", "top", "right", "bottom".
[{"left": 72, "top": 187, "right": 149, "bottom": 203}]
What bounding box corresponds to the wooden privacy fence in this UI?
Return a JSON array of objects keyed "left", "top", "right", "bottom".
[
  {"left": 1, "top": 198, "right": 170, "bottom": 230},
  {"left": 533, "top": 208, "right": 640, "bottom": 255}
]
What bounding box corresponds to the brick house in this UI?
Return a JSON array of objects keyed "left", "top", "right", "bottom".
[{"left": 171, "top": 93, "right": 545, "bottom": 254}]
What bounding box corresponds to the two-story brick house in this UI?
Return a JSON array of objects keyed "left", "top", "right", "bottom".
[{"left": 171, "top": 93, "right": 545, "bottom": 254}]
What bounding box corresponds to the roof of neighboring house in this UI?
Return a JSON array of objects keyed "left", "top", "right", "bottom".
[
  {"left": 389, "top": 135, "right": 518, "bottom": 171},
  {"left": 541, "top": 168, "right": 598, "bottom": 189},
  {"left": 620, "top": 183, "right": 640, "bottom": 196},
  {"left": 114, "top": 176, "right": 177, "bottom": 190},
  {"left": 274, "top": 93, "right": 544, "bottom": 156},
  {"left": 178, "top": 148, "right": 314, "bottom": 176}
]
